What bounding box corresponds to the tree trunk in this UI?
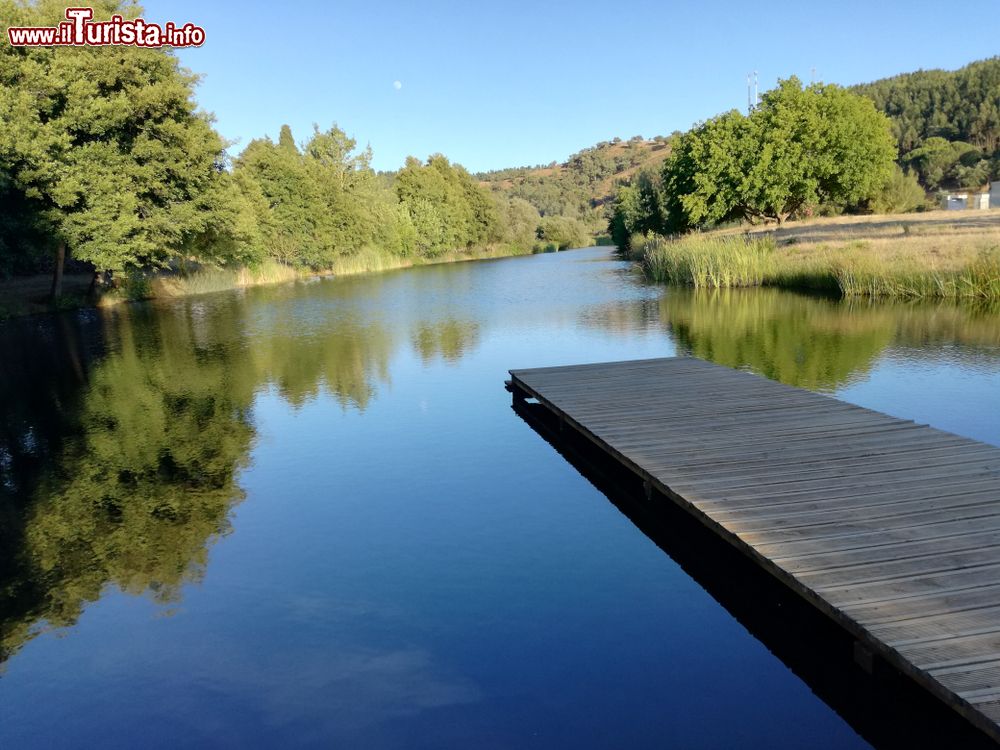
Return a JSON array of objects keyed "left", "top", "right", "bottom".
[
  {"left": 87, "top": 270, "right": 101, "bottom": 299},
  {"left": 50, "top": 241, "right": 66, "bottom": 301}
]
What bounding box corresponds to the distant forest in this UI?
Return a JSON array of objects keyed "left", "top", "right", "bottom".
[{"left": 851, "top": 57, "right": 1000, "bottom": 190}]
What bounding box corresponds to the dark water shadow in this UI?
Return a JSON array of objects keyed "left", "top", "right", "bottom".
[{"left": 511, "top": 398, "right": 998, "bottom": 749}]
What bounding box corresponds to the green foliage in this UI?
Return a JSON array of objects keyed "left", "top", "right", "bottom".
[
  {"left": 232, "top": 124, "right": 423, "bottom": 267},
  {"left": 607, "top": 168, "right": 665, "bottom": 250},
  {"left": 495, "top": 197, "right": 541, "bottom": 251},
  {"left": 0, "top": 168, "right": 53, "bottom": 276},
  {"left": 394, "top": 155, "right": 501, "bottom": 256},
  {"left": 868, "top": 166, "right": 927, "bottom": 214},
  {"left": 852, "top": 58, "right": 999, "bottom": 192},
  {"left": 661, "top": 79, "right": 896, "bottom": 231},
  {"left": 477, "top": 137, "right": 673, "bottom": 227},
  {"left": 852, "top": 57, "right": 1000, "bottom": 155},
  {"left": 0, "top": 0, "right": 233, "bottom": 274},
  {"left": 904, "top": 137, "right": 985, "bottom": 189},
  {"left": 0, "top": 3, "right": 513, "bottom": 286},
  {"left": 537, "top": 215, "right": 592, "bottom": 250}
]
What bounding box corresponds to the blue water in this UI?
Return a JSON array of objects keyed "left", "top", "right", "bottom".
[{"left": 1, "top": 247, "right": 998, "bottom": 748}]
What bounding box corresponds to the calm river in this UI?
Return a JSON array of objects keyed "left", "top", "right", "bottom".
[{"left": 1, "top": 247, "right": 999, "bottom": 747}]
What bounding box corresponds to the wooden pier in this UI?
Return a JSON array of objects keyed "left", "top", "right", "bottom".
[{"left": 508, "top": 356, "right": 1000, "bottom": 743}]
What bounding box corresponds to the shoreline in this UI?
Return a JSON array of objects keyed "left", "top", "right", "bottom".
[{"left": 0, "top": 242, "right": 552, "bottom": 321}]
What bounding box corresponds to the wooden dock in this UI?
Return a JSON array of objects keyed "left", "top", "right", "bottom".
[{"left": 508, "top": 356, "right": 1000, "bottom": 743}]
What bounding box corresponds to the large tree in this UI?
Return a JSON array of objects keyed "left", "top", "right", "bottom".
[
  {"left": 394, "top": 155, "right": 501, "bottom": 256},
  {"left": 662, "top": 78, "right": 896, "bottom": 229},
  {"left": 0, "top": 0, "right": 233, "bottom": 295}
]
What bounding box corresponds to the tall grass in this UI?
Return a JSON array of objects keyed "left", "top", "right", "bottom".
[
  {"left": 832, "top": 248, "right": 1000, "bottom": 299},
  {"left": 642, "top": 235, "right": 777, "bottom": 288},
  {"left": 145, "top": 243, "right": 536, "bottom": 301},
  {"left": 151, "top": 260, "right": 299, "bottom": 298},
  {"left": 638, "top": 232, "right": 1000, "bottom": 300}
]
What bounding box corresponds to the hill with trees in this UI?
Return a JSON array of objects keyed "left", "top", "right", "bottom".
[
  {"left": 851, "top": 57, "right": 1000, "bottom": 189},
  {"left": 475, "top": 135, "right": 675, "bottom": 226}
]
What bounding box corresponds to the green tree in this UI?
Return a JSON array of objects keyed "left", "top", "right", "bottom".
[
  {"left": 904, "top": 137, "right": 983, "bottom": 189},
  {"left": 608, "top": 168, "right": 666, "bottom": 249},
  {"left": 537, "top": 215, "right": 591, "bottom": 249},
  {"left": 234, "top": 133, "right": 327, "bottom": 265},
  {"left": 394, "top": 155, "right": 501, "bottom": 256},
  {"left": 278, "top": 123, "right": 298, "bottom": 154},
  {"left": 495, "top": 197, "right": 541, "bottom": 250},
  {"left": 868, "top": 165, "right": 927, "bottom": 214},
  {"left": 852, "top": 57, "right": 1000, "bottom": 155},
  {"left": 661, "top": 78, "right": 896, "bottom": 229},
  {"left": 0, "top": 0, "right": 233, "bottom": 295}
]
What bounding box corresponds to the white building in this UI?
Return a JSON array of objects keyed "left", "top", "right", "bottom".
[{"left": 941, "top": 189, "right": 995, "bottom": 210}]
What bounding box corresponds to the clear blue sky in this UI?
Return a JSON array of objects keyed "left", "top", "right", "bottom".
[{"left": 143, "top": 0, "right": 998, "bottom": 173}]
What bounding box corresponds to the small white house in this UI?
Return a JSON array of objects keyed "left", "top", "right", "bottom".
[{"left": 941, "top": 190, "right": 994, "bottom": 210}]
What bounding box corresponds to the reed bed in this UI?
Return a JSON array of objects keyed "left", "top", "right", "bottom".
[
  {"left": 638, "top": 232, "right": 1000, "bottom": 300},
  {"left": 151, "top": 260, "right": 300, "bottom": 298},
  {"left": 642, "top": 235, "right": 777, "bottom": 288}
]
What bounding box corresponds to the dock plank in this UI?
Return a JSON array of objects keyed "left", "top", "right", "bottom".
[{"left": 509, "top": 356, "right": 1000, "bottom": 743}]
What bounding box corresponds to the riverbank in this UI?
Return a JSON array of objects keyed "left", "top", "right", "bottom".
[
  {"left": 0, "top": 242, "right": 552, "bottom": 320},
  {"left": 636, "top": 210, "right": 1000, "bottom": 299}
]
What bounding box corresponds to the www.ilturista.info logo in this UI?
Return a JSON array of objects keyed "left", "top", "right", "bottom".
[{"left": 7, "top": 7, "right": 205, "bottom": 48}]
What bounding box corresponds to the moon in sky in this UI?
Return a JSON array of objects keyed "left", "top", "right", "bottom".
[{"left": 393, "top": 80, "right": 403, "bottom": 91}]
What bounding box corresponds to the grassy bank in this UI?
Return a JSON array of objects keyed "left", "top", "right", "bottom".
[
  {"left": 0, "top": 242, "right": 551, "bottom": 320},
  {"left": 151, "top": 243, "right": 543, "bottom": 299},
  {"left": 638, "top": 211, "right": 1000, "bottom": 299}
]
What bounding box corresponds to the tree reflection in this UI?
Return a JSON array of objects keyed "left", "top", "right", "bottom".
[
  {"left": 0, "top": 287, "right": 408, "bottom": 664},
  {"left": 659, "top": 289, "right": 895, "bottom": 390},
  {"left": 411, "top": 319, "right": 480, "bottom": 364},
  {"left": 658, "top": 289, "right": 1000, "bottom": 391},
  {"left": 0, "top": 302, "right": 256, "bottom": 663}
]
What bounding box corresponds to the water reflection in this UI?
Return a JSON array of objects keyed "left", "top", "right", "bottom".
[
  {"left": 585, "top": 287, "right": 1000, "bottom": 391},
  {"left": 661, "top": 289, "right": 895, "bottom": 390},
  {"left": 512, "top": 397, "right": 999, "bottom": 749},
  {"left": 411, "top": 319, "right": 480, "bottom": 364},
  {"left": 0, "top": 302, "right": 256, "bottom": 663}
]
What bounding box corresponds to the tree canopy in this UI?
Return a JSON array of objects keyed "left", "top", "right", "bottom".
[
  {"left": 0, "top": 0, "right": 234, "bottom": 276},
  {"left": 660, "top": 78, "right": 896, "bottom": 231}
]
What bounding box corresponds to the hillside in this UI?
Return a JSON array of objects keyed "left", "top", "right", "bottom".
[
  {"left": 851, "top": 57, "right": 1000, "bottom": 157},
  {"left": 851, "top": 56, "right": 1000, "bottom": 191},
  {"left": 476, "top": 135, "right": 674, "bottom": 225}
]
